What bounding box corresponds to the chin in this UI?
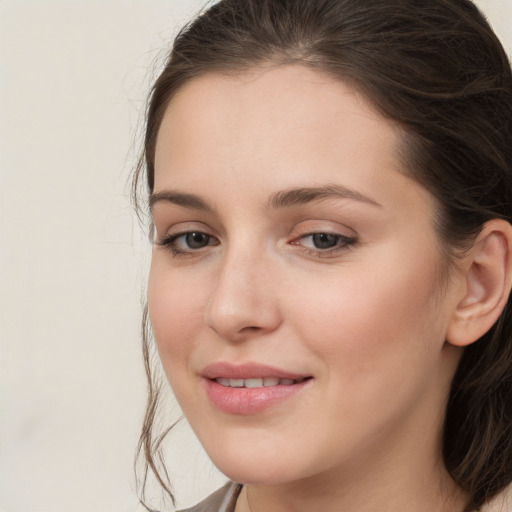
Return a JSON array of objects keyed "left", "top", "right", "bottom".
[
  {"left": 206, "top": 443, "right": 301, "bottom": 485},
  {"left": 216, "top": 462, "right": 295, "bottom": 486}
]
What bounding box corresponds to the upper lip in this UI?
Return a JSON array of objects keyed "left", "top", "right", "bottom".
[{"left": 201, "top": 362, "right": 310, "bottom": 380}]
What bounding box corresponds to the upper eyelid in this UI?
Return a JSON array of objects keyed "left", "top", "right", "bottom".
[
  {"left": 154, "top": 218, "right": 357, "bottom": 241},
  {"left": 154, "top": 220, "right": 217, "bottom": 237},
  {"left": 296, "top": 232, "right": 355, "bottom": 240},
  {"left": 293, "top": 228, "right": 354, "bottom": 237},
  {"left": 290, "top": 221, "right": 357, "bottom": 238}
]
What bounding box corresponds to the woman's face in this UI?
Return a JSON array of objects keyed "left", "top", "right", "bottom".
[{"left": 149, "top": 65, "right": 462, "bottom": 486}]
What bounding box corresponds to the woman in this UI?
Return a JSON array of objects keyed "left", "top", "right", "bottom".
[{"left": 133, "top": 1, "right": 512, "bottom": 511}]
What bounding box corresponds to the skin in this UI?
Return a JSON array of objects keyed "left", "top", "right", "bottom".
[{"left": 148, "top": 65, "right": 470, "bottom": 512}]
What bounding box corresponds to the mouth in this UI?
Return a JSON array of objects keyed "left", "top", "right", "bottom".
[
  {"left": 214, "top": 377, "right": 310, "bottom": 388},
  {"left": 201, "top": 362, "right": 313, "bottom": 414},
  {"left": 201, "top": 361, "right": 310, "bottom": 381}
]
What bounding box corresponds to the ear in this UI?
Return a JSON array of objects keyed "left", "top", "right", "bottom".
[{"left": 446, "top": 219, "right": 512, "bottom": 347}]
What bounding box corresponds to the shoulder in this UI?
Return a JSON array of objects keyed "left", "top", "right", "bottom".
[{"left": 177, "top": 482, "right": 243, "bottom": 512}]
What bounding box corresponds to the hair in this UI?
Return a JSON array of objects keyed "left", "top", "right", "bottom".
[{"left": 133, "top": 1, "right": 512, "bottom": 510}]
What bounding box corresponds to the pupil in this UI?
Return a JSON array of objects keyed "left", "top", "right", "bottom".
[
  {"left": 186, "top": 232, "right": 209, "bottom": 249},
  {"left": 312, "top": 233, "right": 338, "bottom": 249}
]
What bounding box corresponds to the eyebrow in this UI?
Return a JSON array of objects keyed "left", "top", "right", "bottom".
[
  {"left": 149, "top": 184, "right": 381, "bottom": 212},
  {"left": 266, "top": 184, "right": 382, "bottom": 209},
  {"left": 149, "top": 191, "right": 214, "bottom": 212}
]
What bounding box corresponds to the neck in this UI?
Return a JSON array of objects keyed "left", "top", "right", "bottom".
[
  {"left": 237, "top": 463, "right": 466, "bottom": 512},
  {"left": 235, "top": 414, "right": 467, "bottom": 512}
]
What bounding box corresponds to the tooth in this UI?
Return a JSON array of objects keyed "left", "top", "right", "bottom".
[
  {"left": 245, "top": 378, "right": 263, "bottom": 388},
  {"left": 263, "top": 377, "right": 279, "bottom": 386},
  {"left": 279, "top": 378, "right": 295, "bottom": 385},
  {"left": 229, "top": 379, "right": 244, "bottom": 387},
  {"left": 217, "top": 378, "right": 230, "bottom": 386}
]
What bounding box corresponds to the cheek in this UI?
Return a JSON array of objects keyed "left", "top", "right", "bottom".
[
  {"left": 281, "top": 256, "right": 450, "bottom": 455},
  {"left": 147, "top": 263, "right": 206, "bottom": 375},
  {"left": 289, "top": 253, "right": 444, "bottom": 378}
]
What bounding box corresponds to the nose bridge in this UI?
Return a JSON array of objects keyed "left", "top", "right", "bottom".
[{"left": 205, "top": 238, "right": 281, "bottom": 341}]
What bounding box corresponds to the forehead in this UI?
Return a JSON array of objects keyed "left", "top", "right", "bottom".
[
  {"left": 156, "top": 65, "right": 396, "bottom": 161},
  {"left": 153, "top": 65, "right": 424, "bottom": 213}
]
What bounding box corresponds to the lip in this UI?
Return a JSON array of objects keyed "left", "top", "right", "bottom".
[
  {"left": 201, "top": 362, "right": 312, "bottom": 415},
  {"left": 201, "top": 362, "right": 309, "bottom": 380}
]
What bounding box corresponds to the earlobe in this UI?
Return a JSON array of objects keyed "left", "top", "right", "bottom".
[{"left": 446, "top": 219, "right": 512, "bottom": 347}]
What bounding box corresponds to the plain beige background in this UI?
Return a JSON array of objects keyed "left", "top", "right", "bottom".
[{"left": 0, "top": 1, "right": 511, "bottom": 511}]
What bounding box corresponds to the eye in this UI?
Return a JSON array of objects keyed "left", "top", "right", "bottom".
[
  {"left": 181, "top": 232, "right": 213, "bottom": 249},
  {"left": 307, "top": 233, "right": 342, "bottom": 249},
  {"left": 157, "top": 231, "right": 219, "bottom": 256},
  {"left": 291, "top": 231, "right": 357, "bottom": 256}
]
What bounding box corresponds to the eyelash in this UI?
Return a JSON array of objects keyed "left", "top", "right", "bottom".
[
  {"left": 156, "top": 231, "right": 219, "bottom": 257},
  {"left": 156, "top": 231, "right": 358, "bottom": 258},
  {"left": 291, "top": 232, "right": 358, "bottom": 257}
]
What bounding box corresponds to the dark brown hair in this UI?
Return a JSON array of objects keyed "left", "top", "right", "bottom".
[{"left": 133, "top": 1, "right": 512, "bottom": 510}]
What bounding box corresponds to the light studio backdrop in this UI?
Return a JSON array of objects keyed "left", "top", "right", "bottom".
[{"left": 0, "top": 1, "right": 511, "bottom": 511}]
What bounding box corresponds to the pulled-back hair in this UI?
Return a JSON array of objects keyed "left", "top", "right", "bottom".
[{"left": 134, "top": 1, "right": 512, "bottom": 510}]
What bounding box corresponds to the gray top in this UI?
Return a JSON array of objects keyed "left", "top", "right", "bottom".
[{"left": 178, "top": 482, "right": 242, "bottom": 512}]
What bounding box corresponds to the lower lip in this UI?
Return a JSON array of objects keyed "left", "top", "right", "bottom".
[{"left": 204, "top": 378, "right": 310, "bottom": 415}]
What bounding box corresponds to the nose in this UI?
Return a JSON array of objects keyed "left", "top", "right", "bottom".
[{"left": 205, "top": 248, "right": 282, "bottom": 342}]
